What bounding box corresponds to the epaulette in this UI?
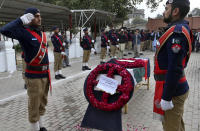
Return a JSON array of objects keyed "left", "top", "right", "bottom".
[{"left": 174, "top": 24, "right": 183, "bottom": 34}]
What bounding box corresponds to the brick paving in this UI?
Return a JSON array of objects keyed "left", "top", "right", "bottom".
[{"left": 0, "top": 51, "right": 199, "bottom": 131}]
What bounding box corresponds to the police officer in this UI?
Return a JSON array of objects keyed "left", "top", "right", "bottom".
[
  {"left": 127, "top": 29, "right": 133, "bottom": 55},
  {"left": 100, "top": 28, "right": 108, "bottom": 64},
  {"left": 0, "top": 8, "right": 50, "bottom": 131},
  {"left": 61, "top": 31, "right": 71, "bottom": 67},
  {"left": 109, "top": 29, "right": 119, "bottom": 58},
  {"left": 80, "top": 28, "right": 94, "bottom": 71},
  {"left": 118, "top": 29, "right": 127, "bottom": 58},
  {"left": 153, "top": 0, "right": 192, "bottom": 131},
  {"left": 51, "top": 26, "right": 66, "bottom": 80}
]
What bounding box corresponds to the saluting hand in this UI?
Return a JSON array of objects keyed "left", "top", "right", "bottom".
[{"left": 20, "top": 13, "right": 34, "bottom": 25}]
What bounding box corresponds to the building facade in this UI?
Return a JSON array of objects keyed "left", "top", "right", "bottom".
[{"left": 146, "top": 16, "right": 200, "bottom": 31}]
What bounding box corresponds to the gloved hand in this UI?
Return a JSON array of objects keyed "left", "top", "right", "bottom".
[
  {"left": 63, "top": 42, "right": 66, "bottom": 46},
  {"left": 20, "top": 13, "right": 34, "bottom": 25},
  {"left": 117, "top": 39, "right": 119, "bottom": 42},
  {"left": 161, "top": 99, "right": 174, "bottom": 111},
  {"left": 107, "top": 46, "right": 110, "bottom": 49},
  {"left": 91, "top": 48, "right": 96, "bottom": 52},
  {"left": 108, "top": 40, "right": 110, "bottom": 43},
  {"left": 92, "top": 40, "right": 95, "bottom": 43},
  {"left": 61, "top": 52, "right": 66, "bottom": 55},
  {"left": 116, "top": 45, "right": 119, "bottom": 48}
]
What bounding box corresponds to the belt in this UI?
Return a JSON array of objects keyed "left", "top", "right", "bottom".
[
  {"left": 26, "top": 65, "right": 49, "bottom": 72},
  {"left": 154, "top": 72, "right": 185, "bottom": 81}
]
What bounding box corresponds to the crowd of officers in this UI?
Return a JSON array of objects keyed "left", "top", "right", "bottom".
[{"left": 80, "top": 26, "right": 165, "bottom": 71}]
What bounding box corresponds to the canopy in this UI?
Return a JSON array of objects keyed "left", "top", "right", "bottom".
[{"left": 0, "top": 0, "right": 71, "bottom": 31}]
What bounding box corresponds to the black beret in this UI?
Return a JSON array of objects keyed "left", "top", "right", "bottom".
[
  {"left": 52, "top": 26, "right": 59, "bottom": 31},
  {"left": 101, "top": 28, "right": 105, "bottom": 32},
  {"left": 25, "top": 8, "right": 40, "bottom": 15},
  {"left": 83, "top": 28, "right": 88, "bottom": 32},
  {"left": 166, "top": 0, "right": 190, "bottom": 6}
]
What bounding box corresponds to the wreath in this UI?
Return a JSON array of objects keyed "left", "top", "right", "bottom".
[
  {"left": 84, "top": 63, "right": 134, "bottom": 111},
  {"left": 108, "top": 58, "right": 145, "bottom": 68}
]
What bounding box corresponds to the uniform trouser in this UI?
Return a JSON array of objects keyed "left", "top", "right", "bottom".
[
  {"left": 22, "top": 59, "right": 27, "bottom": 84},
  {"left": 63, "top": 56, "right": 69, "bottom": 66},
  {"left": 63, "top": 49, "right": 69, "bottom": 66},
  {"left": 144, "top": 40, "right": 148, "bottom": 50},
  {"left": 162, "top": 91, "right": 189, "bottom": 131},
  {"left": 140, "top": 41, "right": 145, "bottom": 51},
  {"left": 134, "top": 44, "right": 140, "bottom": 57},
  {"left": 127, "top": 41, "right": 132, "bottom": 51},
  {"left": 110, "top": 45, "right": 117, "bottom": 58},
  {"left": 83, "top": 50, "right": 91, "bottom": 63},
  {"left": 100, "top": 47, "right": 107, "bottom": 60},
  {"left": 54, "top": 52, "right": 62, "bottom": 72},
  {"left": 27, "top": 78, "right": 49, "bottom": 123},
  {"left": 149, "top": 40, "right": 153, "bottom": 50},
  {"left": 118, "top": 43, "right": 126, "bottom": 58}
]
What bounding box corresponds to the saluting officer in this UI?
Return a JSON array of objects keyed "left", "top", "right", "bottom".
[
  {"left": 0, "top": 8, "right": 50, "bottom": 131},
  {"left": 153, "top": 0, "right": 192, "bottom": 131},
  {"left": 51, "top": 26, "right": 66, "bottom": 80},
  {"left": 80, "top": 28, "right": 95, "bottom": 71},
  {"left": 100, "top": 28, "right": 108, "bottom": 64}
]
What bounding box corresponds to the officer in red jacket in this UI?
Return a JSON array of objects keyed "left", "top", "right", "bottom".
[
  {"left": 51, "top": 26, "right": 66, "bottom": 80},
  {"left": 153, "top": 0, "right": 191, "bottom": 130},
  {"left": 80, "top": 28, "right": 95, "bottom": 71},
  {"left": 0, "top": 8, "right": 50, "bottom": 131}
]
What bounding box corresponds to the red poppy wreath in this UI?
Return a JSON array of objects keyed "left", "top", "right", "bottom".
[
  {"left": 84, "top": 63, "right": 134, "bottom": 111},
  {"left": 113, "top": 58, "right": 145, "bottom": 68}
]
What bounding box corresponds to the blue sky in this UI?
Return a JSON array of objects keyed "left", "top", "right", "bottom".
[{"left": 136, "top": 0, "right": 200, "bottom": 18}]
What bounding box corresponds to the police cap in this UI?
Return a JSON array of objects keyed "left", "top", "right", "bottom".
[
  {"left": 166, "top": 0, "right": 190, "bottom": 6},
  {"left": 52, "top": 26, "right": 59, "bottom": 31},
  {"left": 83, "top": 28, "right": 88, "bottom": 32},
  {"left": 25, "top": 8, "right": 40, "bottom": 15}
]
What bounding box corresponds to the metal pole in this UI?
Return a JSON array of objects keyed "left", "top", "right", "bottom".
[
  {"left": 94, "top": 16, "right": 97, "bottom": 40},
  {"left": 69, "top": 14, "right": 72, "bottom": 41}
]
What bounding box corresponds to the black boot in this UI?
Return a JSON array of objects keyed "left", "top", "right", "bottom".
[
  {"left": 40, "top": 127, "right": 47, "bottom": 131},
  {"left": 58, "top": 74, "right": 66, "bottom": 79},
  {"left": 82, "top": 66, "right": 86, "bottom": 71},
  {"left": 55, "top": 75, "right": 61, "bottom": 80},
  {"left": 100, "top": 61, "right": 105, "bottom": 64},
  {"left": 85, "top": 66, "right": 91, "bottom": 70}
]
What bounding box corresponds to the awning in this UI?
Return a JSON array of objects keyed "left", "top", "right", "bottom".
[{"left": 0, "top": 0, "right": 71, "bottom": 31}]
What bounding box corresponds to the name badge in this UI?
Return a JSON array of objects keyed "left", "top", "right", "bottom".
[{"left": 32, "top": 38, "right": 37, "bottom": 40}]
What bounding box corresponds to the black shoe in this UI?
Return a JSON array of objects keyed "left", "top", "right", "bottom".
[
  {"left": 24, "top": 84, "right": 27, "bottom": 89},
  {"left": 66, "top": 65, "right": 71, "bottom": 67},
  {"left": 100, "top": 61, "right": 105, "bottom": 64},
  {"left": 123, "top": 54, "right": 127, "bottom": 56},
  {"left": 82, "top": 66, "right": 86, "bottom": 71},
  {"left": 40, "top": 127, "right": 47, "bottom": 131},
  {"left": 55, "top": 75, "right": 61, "bottom": 80},
  {"left": 58, "top": 74, "right": 66, "bottom": 79},
  {"left": 128, "top": 52, "right": 132, "bottom": 55},
  {"left": 85, "top": 66, "right": 91, "bottom": 70}
]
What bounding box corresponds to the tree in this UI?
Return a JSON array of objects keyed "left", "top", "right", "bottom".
[
  {"left": 156, "top": 14, "right": 163, "bottom": 19},
  {"left": 38, "top": 0, "right": 163, "bottom": 22},
  {"left": 132, "top": 17, "right": 147, "bottom": 25},
  {"left": 190, "top": 8, "right": 200, "bottom": 16}
]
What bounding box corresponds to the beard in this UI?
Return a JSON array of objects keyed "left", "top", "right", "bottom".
[{"left": 163, "top": 14, "right": 172, "bottom": 24}]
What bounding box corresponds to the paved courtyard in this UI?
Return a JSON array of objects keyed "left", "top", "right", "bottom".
[{"left": 0, "top": 51, "right": 199, "bottom": 131}]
